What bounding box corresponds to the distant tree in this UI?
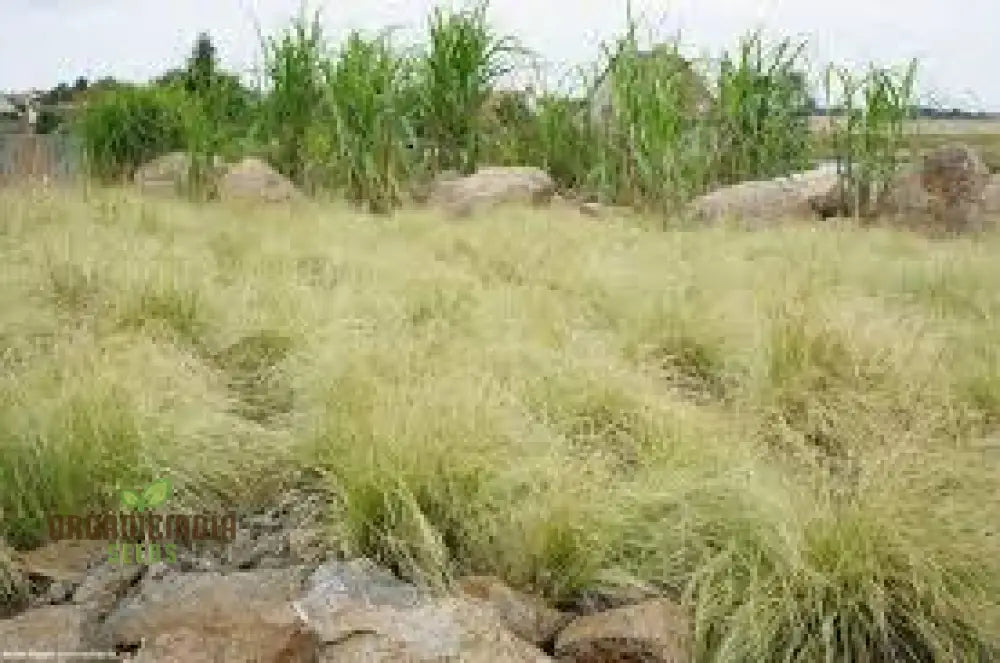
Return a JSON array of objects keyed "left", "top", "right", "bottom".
[{"left": 186, "top": 32, "right": 219, "bottom": 96}]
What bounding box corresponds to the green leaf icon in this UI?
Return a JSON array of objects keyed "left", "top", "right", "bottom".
[
  {"left": 143, "top": 478, "right": 172, "bottom": 509},
  {"left": 120, "top": 489, "right": 142, "bottom": 512}
]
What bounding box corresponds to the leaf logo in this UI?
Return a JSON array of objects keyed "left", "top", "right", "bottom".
[{"left": 120, "top": 478, "right": 172, "bottom": 512}]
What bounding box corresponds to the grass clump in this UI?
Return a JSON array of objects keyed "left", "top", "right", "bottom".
[{"left": 3, "top": 186, "right": 997, "bottom": 658}]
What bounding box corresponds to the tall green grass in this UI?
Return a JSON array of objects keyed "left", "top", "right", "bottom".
[
  {"left": 76, "top": 84, "right": 187, "bottom": 183},
  {"left": 73, "top": 1, "right": 921, "bottom": 216},
  {"left": 822, "top": 60, "right": 920, "bottom": 217}
]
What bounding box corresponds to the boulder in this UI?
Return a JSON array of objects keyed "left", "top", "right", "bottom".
[
  {"left": 218, "top": 157, "right": 302, "bottom": 204},
  {"left": 427, "top": 166, "right": 557, "bottom": 217},
  {"left": 879, "top": 144, "right": 991, "bottom": 235},
  {"left": 16, "top": 540, "right": 107, "bottom": 607},
  {"left": 134, "top": 152, "right": 225, "bottom": 198},
  {"left": 553, "top": 598, "right": 691, "bottom": 663},
  {"left": 295, "top": 559, "right": 552, "bottom": 661},
  {"left": 96, "top": 567, "right": 315, "bottom": 662},
  {"left": 686, "top": 165, "right": 844, "bottom": 228}
]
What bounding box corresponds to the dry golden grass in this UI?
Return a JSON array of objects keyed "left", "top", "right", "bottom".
[{"left": 1, "top": 184, "right": 999, "bottom": 659}]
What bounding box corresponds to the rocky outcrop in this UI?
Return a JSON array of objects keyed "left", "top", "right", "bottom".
[
  {"left": 134, "top": 154, "right": 301, "bottom": 204},
  {"left": 0, "top": 488, "right": 692, "bottom": 662}
]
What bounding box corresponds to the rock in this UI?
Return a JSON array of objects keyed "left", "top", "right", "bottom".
[
  {"left": 18, "top": 539, "right": 106, "bottom": 584},
  {"left": 428, "top": 166, "right": 556, "bottom": 217},
  {"left": 0, "top": 604, "right": 85, "bottom": 652},
  {"left": 17, "top": 540, "right": 107, "bottom": 607},
  {"left": 457, "top": 575, "right": 570, "bottom": 647},
  {"left": 578, "top": 202, "right": 606, "bottom": 218},
  {"left": 71, "top": 560, "right": 145, "bottom": 619},
  {"left": 553, "top": 598, "right": 691, "bottom": 663},
  {"left": 134, "top": 151, "right": 225, "bottom": 198},
  {"left": 97, "top": 567, "right": 313, "bottom": 661},
  {"left": 295, "top": 559, "right": 551, "bottom": 661},
  {"left": 879, "top": 144, "right": 991, "bottom": 235},
  {"left": 687, "top": 166, "right": 844, "bottom": 228},
  {"left": 218, "top": 157, "right": 302, "bottom": 204},
  {"left": 131, "top": 622, "right": 317, "bottom": 663}
]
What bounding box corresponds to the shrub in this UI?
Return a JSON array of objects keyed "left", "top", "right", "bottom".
[{"left": 76, "top": 84, "right": 187, "bottom": 182}]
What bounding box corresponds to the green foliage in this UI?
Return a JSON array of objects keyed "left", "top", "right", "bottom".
[
  {"left": 75, "top": 84, "right": 187, "bottom": 182},
  {"left": 712, "top": 32, "right": 814, "bottom": 184},
  {"left": 416, "top": 0, "right": 525, "bottom": 174},
  {"left": 824, "top": 60, "right": 919, "bottom": 216},
  {"left": 319, "top": 31, "right": 417, "bottom": 212},
  {"left": 69, "top": 1, "right": 921, "bottom": 218},
  {"left": 258, "top": 9, "right": 329, "bottom": 186}
]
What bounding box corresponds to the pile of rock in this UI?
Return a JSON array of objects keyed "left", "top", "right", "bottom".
[
  {"left": 0, "top": 489, "right": 693, "bottom": 662},
  {"left": 133, "top": 153, "right": 301, "bottom": 204},
  {"left": 685, "top": 144, "right": 997, "bottom": 236}
]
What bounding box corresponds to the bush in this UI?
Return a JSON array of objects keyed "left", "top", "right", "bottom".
[{"left": 76, "top": 84, "right": 187, "bottom": 182}]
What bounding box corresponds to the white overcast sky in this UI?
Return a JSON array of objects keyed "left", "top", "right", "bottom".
[{"left": 1, "top": 0, "right": 998, "bottom": 110}]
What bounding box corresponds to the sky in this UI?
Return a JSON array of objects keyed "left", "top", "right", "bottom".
[{"left": 2, "top": 0, "right": 998, "bottom": 110}]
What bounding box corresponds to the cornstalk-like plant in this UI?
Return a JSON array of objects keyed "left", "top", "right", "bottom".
[
  {"left": 321, "top": 30, "right": 417, "bottom": 214},
  {"left": 258, "top": 6, "right": 328, "bottom": 186},
  {"left": 417, "top": 0, "right": 524, "bottom": 175},
  {"left": 824, "top": 60, "right": 918, "bottom": 217},
  {"left": 712, "top": 32, "right": 813, "bottom": 185}
]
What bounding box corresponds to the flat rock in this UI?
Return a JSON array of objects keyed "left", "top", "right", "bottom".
[
  {"left": 17, "top": 539, "right": 106, "bottom": 585},
  {"left": 458, "top": 575, "right": 570, "bottom": 646},
  {"left": 0, "top": 604, "right": 85, "bottom": 653},
  {"left": 296, "top": 559, "right": 551, "bottom": 661},
  {"left": 428, "top": 166, "right": 556, "bottom": 218},
  {"left": 554, "top": 598, "right": 691, "bottom": 663},
  {"left": 98, "top": 567, "right": 312, "bottom": 661},
  {"left": 687, "top": 166, "right": 844, "bottom": 228},
  {"left": 219, "top": 157, "right": 302, "bottom": 204}
]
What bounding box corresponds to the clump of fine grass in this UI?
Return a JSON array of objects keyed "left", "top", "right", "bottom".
[{"left": 2, "top": 186, "right": 1000, "bottom": 657}]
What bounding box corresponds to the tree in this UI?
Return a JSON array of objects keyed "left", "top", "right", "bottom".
[{"left": 186, "top": 32, "right": 218, "bottom": 95}]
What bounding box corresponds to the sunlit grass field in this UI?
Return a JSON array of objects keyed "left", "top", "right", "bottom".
[{"left": 1, "top": 184, "right": 999, "bottom": 659}]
